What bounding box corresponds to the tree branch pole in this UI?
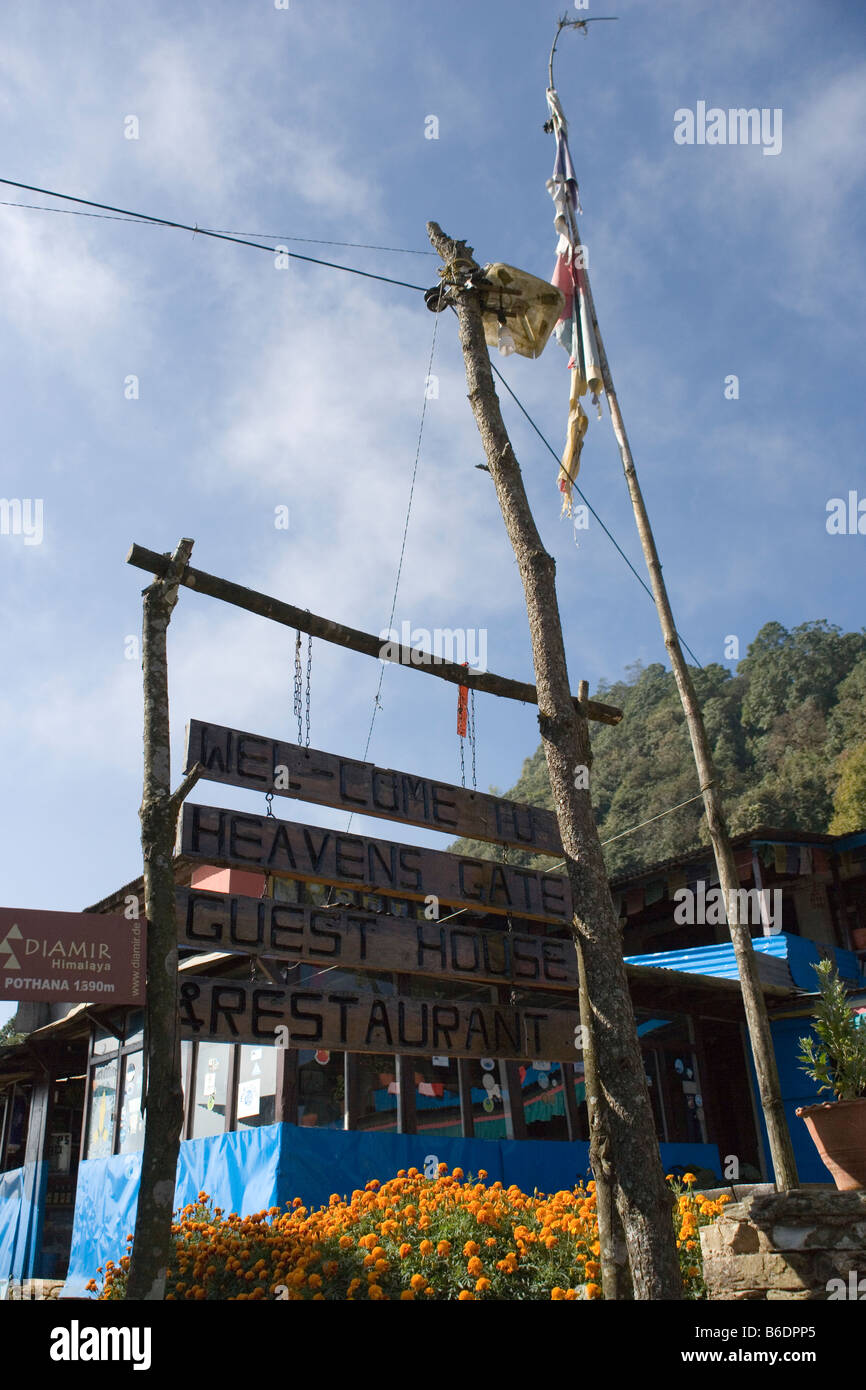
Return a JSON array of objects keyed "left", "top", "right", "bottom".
[
  {"left": 576, "top": 680, "right": 632, "bottom": 1298},
  {"left": 126, "top": 537, "right": 204, "bottom": 1300},
  {"left": 572, "top": 227, "right": 800, "bottom": 1191},
  {"left": 428, "top": 222, "right": 680, "bottom": 1299}
]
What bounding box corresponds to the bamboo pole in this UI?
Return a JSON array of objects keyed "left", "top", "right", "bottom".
[
  {"left": 427, "top": 221, "right": 680, "bottom": 1299},
  {"left": 567, "top": 192, "right": 799, "bottom": 1191},
  {"left": 126, "top": 538, "right": 204, "bottom": 1300},
  {"left": 125, "top": 543, "right": 621, "bottom": 726}
]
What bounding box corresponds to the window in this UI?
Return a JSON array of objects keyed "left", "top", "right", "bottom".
[
  {"left": 118, "top": 1052, "right": 144, "bottom": 1153},
  {"left": 298, "top": 1049, "right": 345, "bottom": 1129},
  {"left": 411, "top": 1056, "right": 461, "bottom": 1139},
  {"left": 236, "top": 1045, "right": 277, "bottom": 1130},
  {"left": 353, "top": 1054, "right": 398, "bottom": 1133},
  {"left": 516, "top": 1061, "right": 572, "bottom": 1141},
  {"left": 86, "top": 1059, "right": 118, "bottom": 1159},
  {"left": 191, "top": 1043, "right": 232, "bottom": 1138}
]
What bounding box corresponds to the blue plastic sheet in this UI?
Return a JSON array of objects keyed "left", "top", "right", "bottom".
[
  {"left": 63, "top": 1123, "right": 720, "bottom": 1297},
  {"left": 0, "top": 1162, "right": 47, "bottom": 1285},
  {"left": 63, "top": 1125, "right": 284, "bottom": 1297},
  {"left": 747, "top": 1017, "right": 830, "bottom": 1185}
]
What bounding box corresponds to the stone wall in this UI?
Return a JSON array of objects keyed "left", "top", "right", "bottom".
[
  {"left": 700, "top": 1189, "right": 866, "bottom": 1299},
  {"left": 3, "top": 1278, "right": 64, "bottom": 1300}
]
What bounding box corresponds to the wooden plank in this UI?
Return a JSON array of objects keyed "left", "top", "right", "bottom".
[
  {"left": 178, "top": 974, "right": 581, "bottom": 1062},
  {"left": 126, "top": 544, "right": 622, "bottom": 726},
  {"left": 185, "top": 719, "right": 563, "bottom": 858},
  {"left": 175, "top": 887, "right": 578, "bottom": 991},
  {"left": 396, "top": 1054, "right": 416, "bottom": 1134},
  {"left": 458, "top": 1058, "right": 474, "bottom": 1137},
  {"left": 178, "top": 804, "right": 573, "bottom": 926}
]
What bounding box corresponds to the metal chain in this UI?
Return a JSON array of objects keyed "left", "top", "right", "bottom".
[
  {"left": 459, "top": 734, "right": 466, "bottom": 788},
  {"left": 469, "top": 689, "right": 477, "bottom": 790},
  {"left": 293, "top": 631, "right": 303, "bottom": 744},
  {"left": 305, "top": 633, "right": 312, "bottom": 748}
]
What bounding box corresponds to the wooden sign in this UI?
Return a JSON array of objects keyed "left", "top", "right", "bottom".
[
  {"left": 184, "top": 720, "right": 562, "bottom": 858},
  {"left": 179, "top": 804, "right": 573, "bottom": 926},
  {"left": 0, "top": 907, "right": 145, "bottom": 1005},
  {"left": 176, "top": 887, "right": 578, "bottom": 992},
  {"left": 179, "top": 974, "right": 581, "bottom": 1062}
]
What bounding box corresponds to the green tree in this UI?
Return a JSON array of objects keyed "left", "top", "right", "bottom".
[
  {"left": 829, "top": 742, "right": 866, "bottom": 834},
  {"left": 450, "top": 618, "right": 866, "bottom": 877}
]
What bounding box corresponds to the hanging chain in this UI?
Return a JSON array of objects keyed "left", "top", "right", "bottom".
[
  {"left": 293, "top": 630, "right": 303, "bottom": 744},
  {"left": 459, "top": 734, "right": 466, "bottom": 788},
  {"left": 305, "top": 633, "right": 312, "bottom": 748},
  {"left": 469, "top": 689, "right": 477, "bottom": 790}
]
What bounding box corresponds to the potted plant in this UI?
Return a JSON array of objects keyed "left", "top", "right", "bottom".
[{"left": 796, "top": 958, "right": 866, "bottom": 1190}]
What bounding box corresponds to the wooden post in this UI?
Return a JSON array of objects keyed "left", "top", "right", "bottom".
[
  {"left": 576, "top": 249, "right": 800, "bottom": 1192},
  {"left": 125, "top": 537, "right": 205, "bottom": 1301},
  {"left": 427, "top": 222, "right": 680, "bottom": 1299}
]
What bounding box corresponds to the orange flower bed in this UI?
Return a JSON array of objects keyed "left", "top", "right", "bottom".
[{"left": 88, "top": 1166, "right": 729, "bottom": 1301}]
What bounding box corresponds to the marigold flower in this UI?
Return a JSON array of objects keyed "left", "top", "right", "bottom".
[
  {"left": 399, "top": 1244, "right": 412, "bottom": 1259},
  {"left": 585, "top": 1282, "right": 602, "bottom": 1299},
  {"left": 458, "top": 1290, "right": 475, "bottom": 1300},
  {"left": 475, "top": 1277, "right": 491, "bottom": 1293},
  {"left": 410, "top": 1273, "right": 426, "bottom": 1292},
  {"left": 400, "top": 1290, "right": 415, "bottom": 1300},
  {"left": 467, "top": 1257, "right": 483, "bottom": 1277},
  {"left": 436, "top": 1241, "right": 451, "bottom": 1257},
  {"left": 682, "top": 1172, "right": 697, "bottom": 1186},
  {"left": 551, "top": 1287, "right": 567, "bottom": 1300},
  {"left": 419, "top": 1240, "right": 433, "bottom": 1257},
  {"left": 463, "top": 1241, "right": 480, "bottom": 1258}
]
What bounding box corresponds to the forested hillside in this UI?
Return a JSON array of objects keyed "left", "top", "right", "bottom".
[{"left": 453, "top": 621, "right": 866, "bottom": 878}]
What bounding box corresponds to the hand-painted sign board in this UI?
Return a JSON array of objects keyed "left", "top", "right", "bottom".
[
  {"left": 178, "top": 804, "right": 573, "bottom": 926},
  {"left": 184, "top": 720, "right": 563, "bottom": 858},
  {"left": 176, "top": 887, "right": 578, "bottom": 992},
  {"left": 179, "top": 974, "right": 581, "bottom": 1062}
]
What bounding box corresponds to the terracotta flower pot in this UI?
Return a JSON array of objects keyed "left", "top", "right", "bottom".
[{"left": 796, "top": 1096, "right": 866, "bottom": 1190}]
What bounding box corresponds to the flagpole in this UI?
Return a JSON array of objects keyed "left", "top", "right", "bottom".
[{"left": 546, "top": 27, "right": 799, "bottom": 1190}]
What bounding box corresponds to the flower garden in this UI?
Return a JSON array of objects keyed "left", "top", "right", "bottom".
[{"left": 88, "top": 1166, "right": 731, "bottom": 1301}]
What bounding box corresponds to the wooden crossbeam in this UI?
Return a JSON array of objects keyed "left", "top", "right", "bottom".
[{"left": 127, "top": 543, "right": 622, "bottom": 725}]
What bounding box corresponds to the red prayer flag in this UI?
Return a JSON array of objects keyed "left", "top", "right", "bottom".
[{"left": 457, "top": 662, "right": 469, "bottom": 736}]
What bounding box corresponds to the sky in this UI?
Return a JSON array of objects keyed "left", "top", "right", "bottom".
[{"left": 1, "top": 0, "right": 864, "bottom": 1024}]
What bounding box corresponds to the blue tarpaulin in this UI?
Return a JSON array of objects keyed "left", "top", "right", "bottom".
[
  {"left": 61, "top": 1124, "right": 719, "bottom": 1297},
  {"left": 0, "top": 1162, "right": 46, "bottom": 1289}
]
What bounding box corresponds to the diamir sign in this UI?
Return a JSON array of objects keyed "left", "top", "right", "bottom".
[{"left": 0, "top": 907, "right": 145, "bottom": 1005}]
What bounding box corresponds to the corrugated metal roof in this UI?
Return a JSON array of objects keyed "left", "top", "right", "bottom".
[{"left": 625, "top": 934, "right": 864, "bottom": 991}]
